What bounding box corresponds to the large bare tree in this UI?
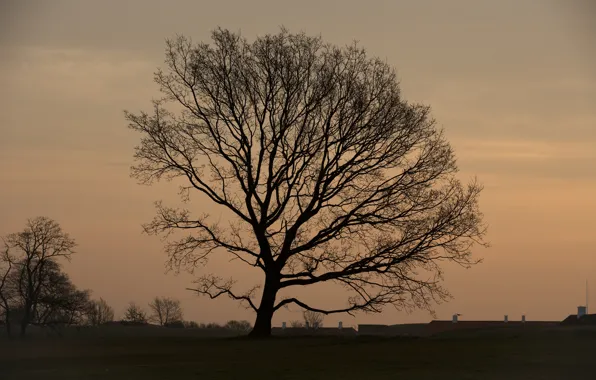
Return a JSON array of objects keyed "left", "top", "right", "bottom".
[
  {"left": 1, "top": 217, "right": 77, "bottom": 336},
  {"left": 126, "top": 28, "right": 487, "bottom": 337}
]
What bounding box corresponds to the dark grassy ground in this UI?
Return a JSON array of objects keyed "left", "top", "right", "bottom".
[{"left": 1, "top": 327, "right": 594, "bottom": 379}]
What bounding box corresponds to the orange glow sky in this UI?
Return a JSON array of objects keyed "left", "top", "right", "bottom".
[{"left": 1, "top": 0, "right": 595, "bottom": 327}]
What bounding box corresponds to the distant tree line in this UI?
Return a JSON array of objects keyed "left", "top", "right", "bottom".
[{"left": 0, "top": 217, "right": 253, "bottom": 338}]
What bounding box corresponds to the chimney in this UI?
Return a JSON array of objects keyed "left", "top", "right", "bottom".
[
  {"left": 282, "top": 322, "right": 286, "bottom": 330},
  {"left": 521, "top": 315, "right": 526, "bottom": 323},
  {"left": 452, "top": 314, "right": 458, "bottom": 323},
  {"left": 504, "top": 315, "right": 508, "bottom": 323},
  {"left": 577, "top": 306, "right": 587, "bottom": 319},
  {"left": 338, "top": 321, "right": 343, "bottom": 329}
]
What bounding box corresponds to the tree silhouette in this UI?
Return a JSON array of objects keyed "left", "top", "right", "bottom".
[
  {"left": 148, "top": 297, "right": 183, "bottom": 326},
  {"left": 0, "top": 247, "right": 15, "bottom": 335},
  {"left": 123, "top": 302, "right": 148, "bottom": 324},
  {"left": 1, "top": 217, "right": 77, "bottom": 336},
  {"left": 33, "top": 261, "right": 91, "bottom": 328},
  {"left": 2, "top": 253, "right": 89, "bottom": 335},
  {"left": 86, "top": 298, "right": 114, "bottom": 326},
  {"left": 126, "top": 28, "right": 487, "bottom": 337},
  {"left": 303, "top": 310, "right": 324, "bottom": 329}
]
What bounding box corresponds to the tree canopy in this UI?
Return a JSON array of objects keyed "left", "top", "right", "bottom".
[{"left": 126, "top": 28, "right": 487, "bottom": 337}]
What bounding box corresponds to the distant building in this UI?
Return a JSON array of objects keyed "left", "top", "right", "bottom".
[
  {"left": 357, "top": 309, "right": 596, "bottom": 337},
  {"left": 560, "top": 306, "right": 596, "bottom": 326}
]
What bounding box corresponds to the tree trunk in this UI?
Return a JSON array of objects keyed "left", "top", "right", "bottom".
[{"left": 248, "top": 275, "right": 279, "bottom": 338}]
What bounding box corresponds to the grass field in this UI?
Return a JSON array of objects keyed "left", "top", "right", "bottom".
[{"left": 1, "top": 327, "right": 594, "bottom": 379}]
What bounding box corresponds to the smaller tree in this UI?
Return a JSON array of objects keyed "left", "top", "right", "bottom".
[
  {"left": 303, "top": 310, "right": 324, "bottom": 329},
  {"left": 56, "top": 288, "right": 90, "bottom": 326},
  {"left": 224, "top": 320, "right": 252, "bottom": 333},
  {"left": 2, "top": 217, "right": 77, "bottom": 336},
  {"left": 148, "top": 297, "right": 183, "bottom": 326},
  {"left": 86, "top": 298, "right": 114, "bottom": 326},
  {"left": 34, "top": 265, "right": 91, "bottom": 327},
  {"left": 123, "top": 302, "right": 147, "bottom": 324},
  {"left": 4, "top": 255, "right": 90, "bottom": 334}
]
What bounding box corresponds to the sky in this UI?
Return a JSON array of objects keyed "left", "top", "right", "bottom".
[{"left": 1, "top": 0, "right": 595, "bottom": 328}]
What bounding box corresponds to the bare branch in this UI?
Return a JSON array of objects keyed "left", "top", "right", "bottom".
[{"left": 187, "top": 274, "right": 259, "bottom": 312}]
